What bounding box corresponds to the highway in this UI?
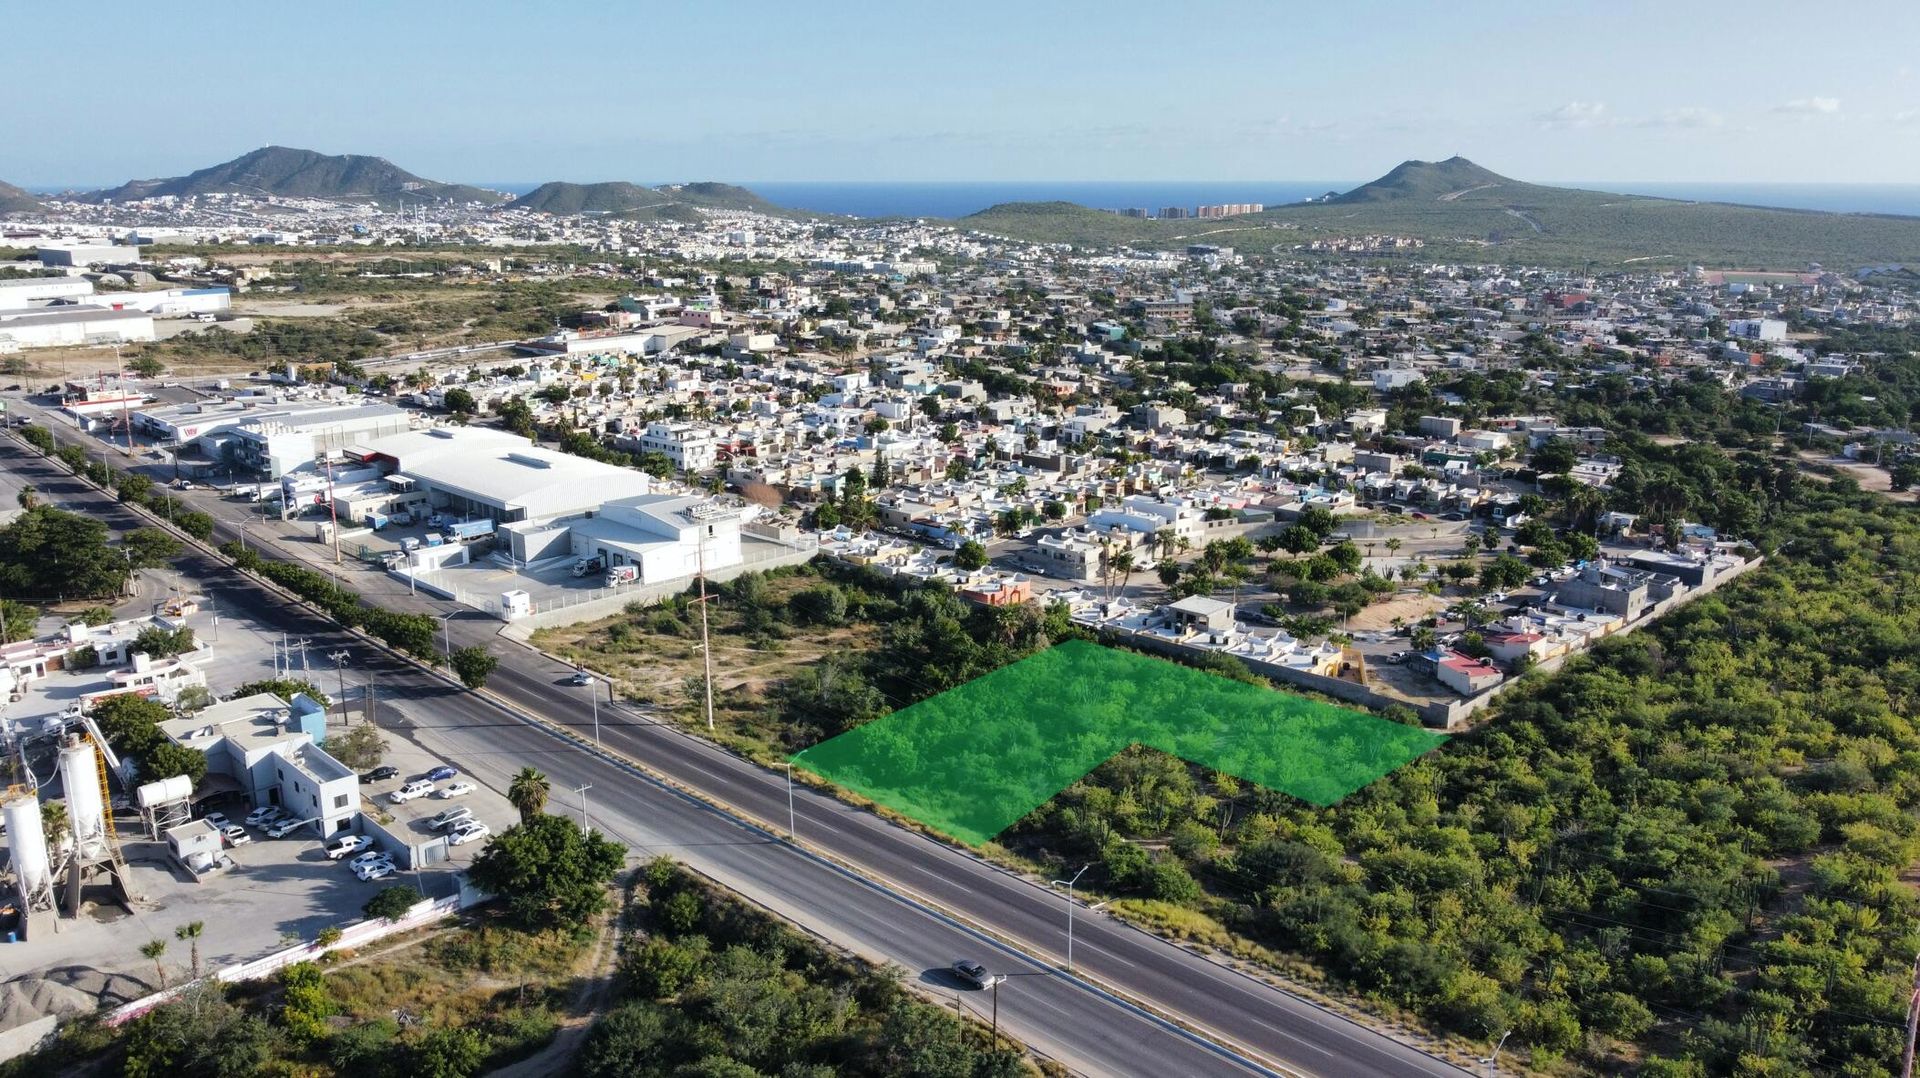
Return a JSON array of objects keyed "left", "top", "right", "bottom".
[{"left": 1, "top": 415, "right": 1470, "bottom": 1078}]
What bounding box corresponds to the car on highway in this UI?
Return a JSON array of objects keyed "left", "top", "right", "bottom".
[
  {"left": 265, "top": 817, "right": 306, "bottom": 839},
  {"left": 360, "top": 766, "right": 399, "bottom": 784},
  {"left": 389, "top": 780, "right": 435, "bottom": 804},
  {"left": 435, "top": 781, "right": 476, "bottom": 799},
  {"left": 951, "top": 960, "right": 1002, "bottom": 989},
  {"left": 355, "top": 860, "right": 397, "bottom": 882},
  {"left": 326, "top": 834, "right": 373, "bottom": 860},
  {"left": 446, "top": 821, "right": 490, "bottom": 846},
  {"left": 220, "top": 825, "right": 251, "bottom": 847},
  {"left": 567, "top": 670, "right": 593, "bottom": 686},
  {"left": 244, "top": 806, "right": 283, "bottom": 827},
  {"left": 424, "top": 765, "right": 459, "bottom": 782},
  {"left": 428, "top": 806, "right": 473, "bottom": 831}
]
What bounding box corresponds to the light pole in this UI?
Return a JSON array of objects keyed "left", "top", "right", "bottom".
[
  {"left": 328, "top": 650, "right": 350, "bottom": 725},
  {"left": 436, "top": 612, "right": 456, "bottom": 671},
  {"left": 582, "top": 674, "right": 600, "bottom": 746},
  {"left": 1050, "top": 864, "right": 1090, "bottom": 972},
  {"left": 574, "top": 782, "right": 593, "bottom": 834},
  {"left": 776, "top": 762, "right": 796, "bottom": 840},
  {"left": 1481, "top": 1030, "right": 1511, "bottom": 1077}
]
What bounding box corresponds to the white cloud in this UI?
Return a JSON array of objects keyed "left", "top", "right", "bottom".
[
  {"left": 1636, "top": 107, "right": 1725, "bottom": 130},
  {"left": 1773, "top": 96, "right": 1841, "bottom": 115},
  {"left": 1895, "top": 108, "right": 1920, "bottom": 125},
  {"left": 1537, "top": 101, "right": 1613, "bottom": 128}
]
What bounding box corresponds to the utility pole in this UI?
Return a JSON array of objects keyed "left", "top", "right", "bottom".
[
  {"left": 328, "top": 651, "right": 350, "bottom": 725},
  {"left": 575, "top": 782, "right": 593, "bottom": 834},
  {"left": 322, "top": 455, "right": 341, "bottom": 566},
  {"left": 364, "top": 671, "right": 376, "bottom": 725},
  {"left": 438, "top": 612, "right": 456, "bottom": 671}
]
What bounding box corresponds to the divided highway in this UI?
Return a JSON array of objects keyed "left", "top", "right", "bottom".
[{"left": 1, "top": 423, "right": 1468, "bottom": 1078}]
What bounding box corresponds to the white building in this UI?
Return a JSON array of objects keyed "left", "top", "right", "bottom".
[
  {"left": 37, "top": 243, "right": 141, "bottom": 268},
  {"left": 83, "top": 287, "right": 231, "bottom": 316},
  {"left": 0, "top": 307, "right": 154, "bottom": 349},
  {"left": 158, "top": 693, "right": 360, "bottom": 838},
  {"left": 0, "top": 275, "right": 94, "bottom": 310},
  {"left": 567, "top": 496, "right": 745, "bottom": 583},
  {"left": 226, "top": 403, "right": 415, "bottom": 478},
  {"left": 1728, "top": 318, "right": 1788, "bottom": 342},
  {"left": 635, "top": 421, "right": 719, "bottom": 472},
  {"left": 362, "top": 426, "right": 654, "bottom": 527}
]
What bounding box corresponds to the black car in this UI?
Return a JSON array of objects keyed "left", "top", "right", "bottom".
[{"left": 360, "top": 765, "right": 400, "bottom": 784}]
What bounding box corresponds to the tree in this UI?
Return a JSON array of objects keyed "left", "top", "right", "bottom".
[
  {"left": 126, "top": 354, "right": 165, "bottom": 378},
  {"left": 14, "top": 484, "right": 37, "bottom": 511},
  {"left": 441, "top": 387, "right": 476, "bottom": 415},
  {"left": 1892, "top": 461, "right": 1920, "bottom": 492},
  {"left": 174, "top": 921, "right": 204, "bottom": 979},
  {"left": 1530, "top": 439, "right": 1579, "bottom": 475},
  {"left": 0, "top": 598, "right": 35, "bottom": 643},
  {"left": 140, "top": 939, "right": 168, "bottom": 989},
  {"left": 449, "top": 645, "right": 498, "bottom": 689},
  {"left": 507, "top": 766, "right": 552, "bottom": 824},
  {"left": 122, "top": 527, "right": 183, "bottom": 569},
  {"left": 142, "top": 741, "right": 207, "bottom": 787},
  {"left": 1478, "top": 554, "right": 1531, "bottom": 592},
  {"left": 1298, "top": 506, "right": 1338, "bottom": 539},
  {"left": 1276, "top": 524, "right": 1319, "bottom": 554},
  {"left": 413, "top": 1025, "right": 488, "bottom": 1078},
  {"left": 277, "top": 960, "right": 336, "bottom": 1045},
  {"left": 364, "top": 884, "right": 423, "bottom": 922},
  {"left": 467, "top": 814, "right": 626, "bottom": 931},
  {"left": 322, "top": 723, "right": 389, "bottom": 770},
  {"left": 953, "top": 540, "right": 988, "bottom": 571}
]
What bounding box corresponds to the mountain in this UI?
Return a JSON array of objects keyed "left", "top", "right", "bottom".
[
  {"left": 0, "top": 180, "right": 45, "bottom": 215},
  {"left": 510, "top": 180, "right": 789, "bottom": 218},
  {"left": 1326, "top": 155, "right": 1519, "bottom": 204},
  {"left": 960, "top": 157, "right": 1920, "bottom": 269},
  {"left": 83, "top": 146, "right": 507, "bottom": 206}
]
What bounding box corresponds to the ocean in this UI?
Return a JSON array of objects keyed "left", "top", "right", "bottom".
[{"left": 473, "top": 180, "right": 1920, "bottom": 220}]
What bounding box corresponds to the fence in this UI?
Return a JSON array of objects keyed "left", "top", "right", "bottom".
[{"left": 102, "top": 889, "right": 475, "bottom": 1028}]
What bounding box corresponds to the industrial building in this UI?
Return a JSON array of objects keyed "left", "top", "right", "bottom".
[
  {"left": 0, "top": 307, "right": 154, "bottom": 349},
  {"left": 157, "top": 692, "right": 360, "bottom": 839},
  {"left": 219, "top": 402, "right": 415, "bottom": 478},
  {"left": 0, "top": 274, "right": 94, "bottom": 310},
  {"left": 82, "top": 286, "right": 231, "bottom": 316},
  {"left": 357, "top": 426, "right": 655, "bottom": 527},
  {"left": 36, "top": 242, "right": 142, "bottom": 267}
]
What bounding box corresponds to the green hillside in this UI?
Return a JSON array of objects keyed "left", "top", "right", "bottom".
[
  {"left": 85, "top": 146, "right": 507, "bottom": 206},
  {"left": 510, "top": 179, "right": 793, "bottom": 219},
  {"left": 959, "top": 157, "right": 1920, "bottom": 269},
  {"left": 0, "top": 180, "right": 44, "bottom": 215}
]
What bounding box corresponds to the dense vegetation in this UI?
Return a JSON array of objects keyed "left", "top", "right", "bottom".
[{"left": 580, "top": 858, "right": 1032, "bottom": 1077}]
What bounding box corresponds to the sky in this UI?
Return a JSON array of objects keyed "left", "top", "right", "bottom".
[{"left": 9, "top": 0, "right": 1920, "bottom": 188}]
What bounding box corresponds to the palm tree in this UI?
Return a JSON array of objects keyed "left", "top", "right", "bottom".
[
  {"left": 1111, "top": 551, "right": 1135, "bottom": 601},
  {"left": 140, "top": 939, "right": 168, "bottom": 989},
  {"left": 508, "top": 766, "right": 551, "bottom": 823},
  {"left": 16, "top": 485, "right": 37, "bottom": 511},
  {"left": 175, "top": 921, "right": 204, "bottom": 979}
]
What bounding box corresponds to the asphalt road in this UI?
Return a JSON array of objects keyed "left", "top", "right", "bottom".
[{"left": 2, "top": 413, "right": 1470, "bottom": 1078}]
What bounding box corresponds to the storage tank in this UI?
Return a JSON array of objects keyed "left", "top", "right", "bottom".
[
  {"left": 134, "top": 774, "right": 192, "bottom": 810},
  {"left": 59, "top": 736, "right": 107, "bottom": 860},
  {"left": 1, "top": 793, "right": 53, "bottom": 902}
]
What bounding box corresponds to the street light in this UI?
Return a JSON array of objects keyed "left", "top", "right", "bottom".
[
  {"left": 574, "top": 782, "right": 593, "bottom": 834},
  {"left": 1480, "top": 1030, "right": 1511, "bottom": 1077},
  {"left": 581, "top": 674, "right": 600, "bottom": 746},
  {"left": 1050, "top": 864, "right": 1091, "bottom": 972},
  {"left": 328, "top": 650, "right": 351, "bottom": 725},
  {"left": 775, "top": 762, "right": 796, "bottom": 840},
  {"left": 436, "top": 612, "right": 457, "bottom": 670}
]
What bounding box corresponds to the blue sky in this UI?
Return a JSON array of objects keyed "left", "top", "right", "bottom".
[{"left": 9, "top": 0, "right": 1918, "bottom": 188}]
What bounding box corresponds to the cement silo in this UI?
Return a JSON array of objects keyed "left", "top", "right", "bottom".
[
  {"left": 58, "top": 736, "right": 107, "bottom": 862},
  {"left": 2, "top": 790, "right": 56, "bottom": 917}
]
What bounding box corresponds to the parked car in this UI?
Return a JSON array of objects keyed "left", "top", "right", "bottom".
[
  {"left": 244, "top": 806, "right": 282, "bottom": 827},
  {"left": 360, "top": 765, "right": 400, "bottom": 784},
  {"left": 424, "top": 765, "right": 459, "bottom": 782},
  {"left": 326, "top": 834, "right": 373, "bottom": 860},
  {"left": 428, "top": 806, "right": 473, "bottom": 831},
  {"left": 203, "top": 811, "right": 232, "bottom": 831},
  {"left": 389, "top": 780, "right": 435, "bottom": 804},
  {"left": 951, "top": 960, "right": 1002, "bottom": 989},
  {"left": 355, "top": 860, "right": 397, "bottom": 882},
  {"left": 447, "top": 821, "right": 491, "bottom": 846},
  {"left": 435, "top": 781, "right": 476, "bottom": 799},
  {"left": 265, "top": 818, "right": 305, "bottom": 839},
  {"left": 348, "top": 851, "right": 393, "bottom": 871},
  {"left": 220, "top": 825, "right": 251, "bottom": 847}
]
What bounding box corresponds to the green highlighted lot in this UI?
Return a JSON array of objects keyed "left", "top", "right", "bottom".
[{"left": 792, "top": 640, "right": 1447, "bottom": 846}]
